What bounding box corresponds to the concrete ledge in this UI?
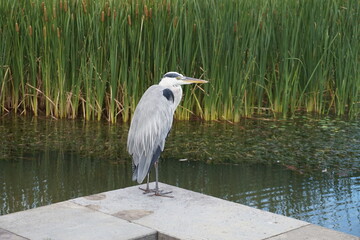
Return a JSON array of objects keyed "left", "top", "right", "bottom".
[
  {"left": 71, "top": 183, "right": 309, "bottom": 240},
  {"left": 0, "top": 201, "right": 156, "bottom": 240},
  {"left": 267, "top": 224, "right": 359, "bottom": 240},
  {"left": 0, "top": 182, "right": 358, "bottom": 240}
]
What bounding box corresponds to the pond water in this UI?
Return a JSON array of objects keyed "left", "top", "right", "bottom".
[{"left": 0, "top": 115, "right": 359, "bottom": 236}]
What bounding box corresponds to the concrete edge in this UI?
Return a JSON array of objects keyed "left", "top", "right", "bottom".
[
  {"left": 0, "top": 227, "right": 29, "bottom": 240},
  {"left": 264, "top": 224, "right": 360, "bottom": 240}
]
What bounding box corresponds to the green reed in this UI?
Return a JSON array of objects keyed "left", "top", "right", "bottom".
[{"left": 0, "top": 0, "right": 358, "bottom": 123}]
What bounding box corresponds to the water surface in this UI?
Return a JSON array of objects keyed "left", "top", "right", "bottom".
[{"left": 0, "top": 115, "right": 359, "bottom": 236}]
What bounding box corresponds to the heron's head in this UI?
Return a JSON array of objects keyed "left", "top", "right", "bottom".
[{"left": 159, "top": 72, "right": 208, "bottom": 87}]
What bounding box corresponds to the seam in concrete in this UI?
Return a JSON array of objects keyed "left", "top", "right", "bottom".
[
  {"left": 262, "top": 224, "right": 312, "bottom": 240},
  {"left": 0, "top": 227, "right": 30, "bottom": 240},
  {"left": 72, "top": 200, "right": 180, "bottom": 240},
  {"left": 71, "top": 200, "right": 161, "bottom": 240}
]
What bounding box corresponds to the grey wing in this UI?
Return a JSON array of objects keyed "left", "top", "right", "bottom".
[{"left": 127, "top": 85, "right": 175, "bottom": 183}]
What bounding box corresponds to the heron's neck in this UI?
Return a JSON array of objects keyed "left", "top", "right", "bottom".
[{"left": 166, "top": 85, "right": 182, "bottom": 111}]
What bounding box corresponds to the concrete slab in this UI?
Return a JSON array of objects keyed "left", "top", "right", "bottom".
[
  {"left": 267, "top": 224, "right": 360, "bottom": 240},
  {"left": 1, "top": 183, "right": 358, "bottom": 240},
  {"left": 0, "top": 201, "right": 156, "bottom": 240},
  {"left": 71, "top": 182, "right": 310, "bottom": 240}
]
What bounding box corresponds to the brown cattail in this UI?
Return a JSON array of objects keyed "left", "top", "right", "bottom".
[
  {"left": 144, "top": 5, "right": 149, "bottom": 18},
  {"left": 173, "top": 16, "right": 178, "bottom": 28},
  {"left": 193, "top": 23, "right": 197, "bottom": 32},
  {"left": 135, "top": 4, "right": 139, "bottom": 17},
  {"left": 113, "top": 10, "right": 117, "bottom": 19},
  {"left": 57, "top": 27, "right": 61, "bottom": 38},
  {"left": 41, "top": 2, "right": 45, "bottom": 11},
  {"left": 82, "top": 0, "right": 87, "bottom": 13},
  {"left": 29, "top": 25, "right": 33, "bottom": 37},
  {"left": 53, "top": 6, "right": 56, "bottom": 19},
  {"left": 127, "top": 14, "right": 132, "bottom": 26},
  {"left": 64, "top": 0, "right": 68, "bottom": 12},
  {"left": 167, "top": 3, "right": 171, "bottom": 16},
  {"left": 60, "top": 0, "right": 63, "bottom": 10},
  {"left": 44, "top": 6, "right": 48, "bottom": 22},
  {"left": 101, "top": 11, "right": 105, "bottom": 22},
  {"left": 15, "top": 22, "right": 19, "bottom": 33},
  {"left": 107, "top": 7, "right": 111, "bottom": 17},
  {"left": 43, "top": 26, "right": 47, "bottom": 39},
  {"left": 149, "top": 8, "right": 152, "bottom": 19}
]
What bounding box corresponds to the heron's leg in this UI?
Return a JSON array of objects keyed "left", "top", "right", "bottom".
[
  {"left": 155, "top": 161, "right": 159, "bottom": 192},
  {"left": 146, "top": 174, "right": 150, "bottom": 190},
  {"left": 139, "top": 174, "right": 151, "bottom": 193},
  {"left": 152, "top": 161, "right": 173, "bottom": 197}
]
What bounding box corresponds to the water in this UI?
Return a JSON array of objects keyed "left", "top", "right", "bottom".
[{"left": 0, "top": 115, "right": 359, "bottom": 236}]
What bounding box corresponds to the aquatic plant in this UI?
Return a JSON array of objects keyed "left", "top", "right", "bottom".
[{"left": 0, "top": 0, "right": 359, "bottom": 122}]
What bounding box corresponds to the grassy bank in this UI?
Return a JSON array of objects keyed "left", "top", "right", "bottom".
[{"left": 0, "top": 0, "right": 359, "bottom": 122}]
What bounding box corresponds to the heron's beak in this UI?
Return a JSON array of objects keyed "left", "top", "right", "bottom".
[{"left": 181, "top": 76, "right": 208, "bottom": 84}]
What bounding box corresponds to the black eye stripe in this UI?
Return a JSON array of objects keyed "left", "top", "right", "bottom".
[{"left": 163, "top": 72, "right": 181, "bottom": 78}]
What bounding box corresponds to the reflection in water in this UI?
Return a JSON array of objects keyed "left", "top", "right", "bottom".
[
  {"left": 0, "top": 150, "right": 132, "bottom": 214},
  {"left": 0, "top": 116, "right": 359, "bottom": 236},
  {"left": 160, "top": 159, "right": 360, "bottom": 236}
]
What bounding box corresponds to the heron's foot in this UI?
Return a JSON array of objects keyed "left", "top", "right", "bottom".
[
  {"left": 139, "top": 187, "right": 173, "bottom": 197},
  {"left": 139, "top": 186, "right": 153, "bottom": 194},
  {"left": 151, "top": 189, "right": 174, "bottom": 198}
]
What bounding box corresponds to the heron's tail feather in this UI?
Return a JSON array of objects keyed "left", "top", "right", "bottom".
[
  {"left": 132, "top": 146, "right": 162, "bottom": 184},
  {"left": 132, "top": 162, "right": 145, "bottom": 184},
  {"left": 132, "top": 166, "right": 138, "bottom": 182}
]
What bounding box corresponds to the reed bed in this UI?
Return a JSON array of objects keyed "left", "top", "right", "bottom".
[{"left": 0, "top": 0, "right": 359, "bottom": 122}]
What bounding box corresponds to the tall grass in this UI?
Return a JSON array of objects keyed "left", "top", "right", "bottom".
[{"left": 0, "top": 0, "right": 359, "bottom": 123}]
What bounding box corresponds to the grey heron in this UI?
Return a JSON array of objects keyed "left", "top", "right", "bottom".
[{"left": 127, "top": 72, "right": 208, "bottom": 196}]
